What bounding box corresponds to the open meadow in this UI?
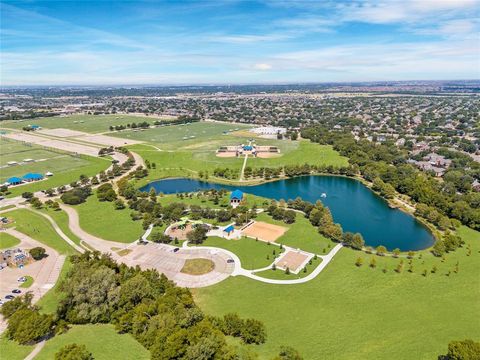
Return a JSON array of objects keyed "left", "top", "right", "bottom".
[
  {"left": 1, "top": 114, "right": 158, "bottom": 134},
  {"left": 194, "top": 226, "right": 480, "bottom": 360}
]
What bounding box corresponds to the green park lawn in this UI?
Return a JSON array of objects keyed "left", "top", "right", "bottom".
[
  {"left": 37, "top": 207, "right": 82, "bottom": 246},
  {"left": 113, "top": 121, "right": 252, "bottom": 149},
  {"left": 5, "top": 156, "right": 109, "bottom": 198},
  {"left": 194, "top": 226, "right": 480, "bottom": 360},
  {"left": 35, "top": 324, "right": 149, "bottom": 360},
  {"left": 75, "top": 196, "right": 144, "bottom": 243},
  {"left": 130, "top": 138, "right": 347, "bottom": 185},
  {"left": 255, "top": 212, "right": 333, "bottom": 254},
  {"left": 1, "top": 114, "right": 157, "bottom": 134},
  {"left": 0, "top": 335, "right": 34, "bottom": 360},
  {"left": 196, "top": 236, "right": 284, "bottom": 270},
  {"left": 248, "top": 141, "right": 349, "bottom": 169},
  {"left": 0, "top": 231, "right": 20, "bottom": 249},
  {"left": 5, "top": 209, "right": 77, "bottom": 255}
]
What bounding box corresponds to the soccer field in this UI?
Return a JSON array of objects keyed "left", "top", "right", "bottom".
[
  {"left": 111, "top": 121, "right": 253, "bottom": 149},
  {"left": 1, "top": 114, "right": 158, "bottom": 134}
]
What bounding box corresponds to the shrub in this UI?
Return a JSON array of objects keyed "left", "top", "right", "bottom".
[{"left": 29, "top": 247, "right": 46, "bottom": 260}]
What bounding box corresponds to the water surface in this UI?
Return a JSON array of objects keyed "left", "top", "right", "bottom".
[{"left": 141, "top": 176, "right": 434, "bottom": 251}]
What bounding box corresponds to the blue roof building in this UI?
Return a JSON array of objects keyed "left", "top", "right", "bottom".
[
  {"left": 243, "top": 145, "right": 253, "bottom": 151},
  {"left": 7, "top": 177, "right": 23, "bottom": 185},
  {"left": 224, "top": 225, "right": 235, "bottom": 234},
  {"left": 30, "top": 125, "right": 41, "bottom": 129},
  {"left": 230, "top": 189, "right": 244, "bottom": 208},
  {"left": 230, "top": 189, "right": 244, "bottom": 200},
  {"left": 22, "top": 173, "right": 43, "bottom": 182}
]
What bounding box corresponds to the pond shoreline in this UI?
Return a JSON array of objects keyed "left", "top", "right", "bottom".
[{"left": 139, "top": 175, "right": 436, "bottom": 251}]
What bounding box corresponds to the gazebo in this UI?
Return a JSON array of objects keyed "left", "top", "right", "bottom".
[
  {"left": 7, "top": 177, "right": 23, "bottom": 185},
  {"left": 22, "top": 173, "right": 43, "bottom": 182}
]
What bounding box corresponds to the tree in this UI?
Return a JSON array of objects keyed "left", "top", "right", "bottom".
[
  {"left": 0, "top": 292, "right": 33, "bottom": 319},
  {"left": 29, "top": 247, "right": 46, "bottom": 260},
  {"left": 22, "top": 192, "right": 33, "bottom": 200},
  {"left": 6, "top": 308, "right": 54, "bottom": 344},
  {"left": 273, "top": 346, "right": 303, "bottom": 360},
  {"left": 355, "top": 257, "right": 363, "bottom": 267},
  {"left": 283, "top": 210, "right": 296, "bottom": 224},
  {"left": 369, "top": 257, "right": 377, "bottom": 268},
  {"left": 392, "top": 248, "right": 400, "bottom": 258},
  {"left": 376, "top": 245, "right": 387, "bottom": 256},
  {"left": 186, "top": 226, "right": 208, "bottom": 244},
  {"left": 240, "top": 319, "right": 266, "bottom": 344},
  {"left": 55, "top": 343, "right": 93, "bottom": 360},
  {"left": 113, "top": 199, "right": 125, "bottom": 210},
  {"left": 438, "top": 339, "right": 480, "bottom": 360},
  {"left": 221, "top": 313, "right": 244, "bottom": 337}
]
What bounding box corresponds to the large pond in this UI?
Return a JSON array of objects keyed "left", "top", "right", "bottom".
[{"left": 140, "top": 176, "right": 435, "bottom": 251}]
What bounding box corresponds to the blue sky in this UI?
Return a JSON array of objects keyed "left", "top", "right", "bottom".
[{"left": 1, "top": 0, "right": 479, "bottom": 85}]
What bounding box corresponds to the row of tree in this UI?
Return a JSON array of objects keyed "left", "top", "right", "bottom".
[{"left": 301, "top": 126, "right": 480, "bottom": 231}]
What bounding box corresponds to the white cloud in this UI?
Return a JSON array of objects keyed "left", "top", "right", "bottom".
[{"left": 253, "top": 63, "right": 273, "bottom": 70}]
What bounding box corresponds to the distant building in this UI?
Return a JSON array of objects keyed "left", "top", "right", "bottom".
[{"left": 230, "top": 190, "right": 244, "bottom": 208}]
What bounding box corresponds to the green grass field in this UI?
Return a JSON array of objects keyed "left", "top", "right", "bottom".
[
  {"left": 0, "top": 335, "right": 34, "bottom": 360},
  {"left": 4, "top": 158, "right": 110, "bottom": 198},
  {"left": 5, "top": 208, "right": 77, "bottom": 255},
  {"left": 0, "top": 231, "right": 20, "bottom": 249},
  {"left": 75, "top": 196, "right": 144, "bottom": 243},
  {"left": 112, "top": 121, "right": 252, "bottom": 149},
  {"left": 37, "top": 208, "right": 82, "bottom": 246},
  {"left": 194, "top": 226, "right": 480, "bottom": 359},
  {"left": 196, "top": 236, "right": 284, "bottom": 270},
  {"left": 131, "top": 140, "right": 347, "bottom": 185},
  {"left": 248, "top": 141, "right": 349, "bottom": 169},
  {"left": 35, "top": 324, "right": 149, "bottom": 360},
  {"left": 1, "top": 114, "right": 159, "bottom": 134}
]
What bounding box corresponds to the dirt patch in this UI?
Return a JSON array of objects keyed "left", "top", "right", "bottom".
[
  {"left": 38, "top": 128, "right": 89, "bottom": 137},
  {"left": 76, "top": 134, "right": 142, "bottom": 146},
  {"left": 166, "top": 223, "right": 193, "bottom": 240},
  {"left": 4, "top": 133, "right": 100, "bottom": 156},
  {"left": 241, "top": 221, "right": 288, "bottom": 242},
  {"left": 216, "top": 152, "right": 237, "bottom": 157},
  {"left": 256, "top": 152, "right": 282, "bottom": 158},
  {"left": 181, "top": 258, "right": 215, "bottom": 275},
  {"left": 276, "top": 251, "right": 309, "bottom": 272}
]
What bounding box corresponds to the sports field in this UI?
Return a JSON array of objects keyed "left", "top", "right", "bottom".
[
  {"left": 1, "top": 137, "right": 110, "bottom": 196},
  {"left": 112, "top": 121, "right": 253, "bottom": 149},
  {"left": 1, "top": 114, "right": 157, "bottom": 134},
  {"left": 194, "top": 226, "right": 480, "bottom": 359}
]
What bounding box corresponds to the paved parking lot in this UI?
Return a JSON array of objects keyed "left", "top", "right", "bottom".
[
  {"left": 0, "top": 229, "right": 64, "bottom": 304},
  {"left": 124, "top": 242, "right": 235, "bottom": 288}
]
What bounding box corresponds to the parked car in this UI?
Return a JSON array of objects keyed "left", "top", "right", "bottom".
[
  {"left": 17, "top": 276, "right": 27, "bottom": 282},
  {"left": 227, "top": 259, "right": 235, "bottom": 264},
  {"left": 5, "top": 295, "right": 14, "bottom": 300},
  {"left": 173, "top": 248, "right": 180, "bottom": 253},
  {"left": 12, "top": 289, "right": 21, "bottom": 294}
]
